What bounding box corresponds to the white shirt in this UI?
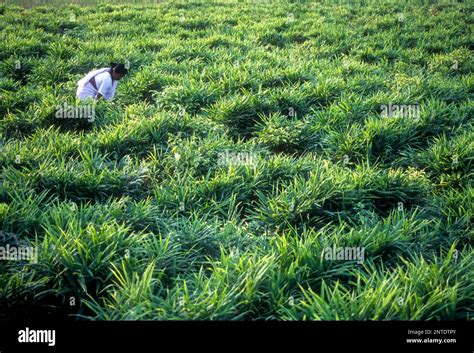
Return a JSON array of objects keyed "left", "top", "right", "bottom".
[{"left": 76, "top": 68, "right": 118, "bottom": 101}]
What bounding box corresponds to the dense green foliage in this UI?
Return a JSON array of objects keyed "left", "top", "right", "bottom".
[{"left": 0, "top": 0, "right": 472, "bottom": 320}]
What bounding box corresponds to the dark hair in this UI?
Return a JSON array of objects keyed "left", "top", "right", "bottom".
[{"left": 110, "top": 62, "right": 128, "bottom": 75}]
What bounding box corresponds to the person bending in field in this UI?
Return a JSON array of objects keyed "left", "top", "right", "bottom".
[{"left": 76, "top": 62, "right": 128, "bottom": 101}]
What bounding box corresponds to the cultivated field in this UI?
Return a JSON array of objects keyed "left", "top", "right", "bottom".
[{"left": 0, "top": 0, "right": 472, "bottom": 320}]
